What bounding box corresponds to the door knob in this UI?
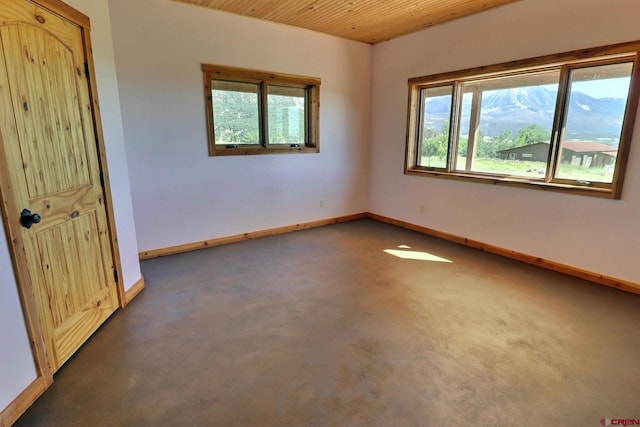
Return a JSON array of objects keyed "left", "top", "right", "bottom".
[{"left": 20, "top": 209, "right": 41, "bottom": 229}]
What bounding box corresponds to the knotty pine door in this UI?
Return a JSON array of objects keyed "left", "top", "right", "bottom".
[{"left": 0, "top": 0, "right": 118, "bottom": 372}]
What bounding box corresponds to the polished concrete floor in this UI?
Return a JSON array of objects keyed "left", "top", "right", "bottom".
[{"left": 15, "top": 219, "right": 640, "bottom": 426}]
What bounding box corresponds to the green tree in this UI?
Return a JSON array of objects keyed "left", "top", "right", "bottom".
[
  {"left": 457, "top": 136, "right": 468, "bottom": 157},
  {"left": 477, "top": 130, "right": 512, "bottom": 159},
  {"left": 513, "top": 124, "right": 551, "bottom": 146},
  {"left": 213, "top": 90, "right": 260, "bottom": 144},
  {"left": 422, "top": 122, "right": 449, "bottom": 161}
]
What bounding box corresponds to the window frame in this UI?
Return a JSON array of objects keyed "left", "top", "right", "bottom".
[
  {"left": 203, "top": 64, "right": 320, "bottom": 156},
  {"left": 405, "top": 41, "right": 640, "bottom": 199}
]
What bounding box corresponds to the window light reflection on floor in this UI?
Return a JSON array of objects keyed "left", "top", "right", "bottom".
[{"left": 384, "top": 245, "right": 453, "bottom": 263}]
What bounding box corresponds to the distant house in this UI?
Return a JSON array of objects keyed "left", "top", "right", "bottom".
[{"left": 498, "top": 141, "right": 617, "bottom": 168}]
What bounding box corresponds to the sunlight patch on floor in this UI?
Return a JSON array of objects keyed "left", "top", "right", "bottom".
[{"left": 384, "top": 245, "right": 452, "bottom": 263}]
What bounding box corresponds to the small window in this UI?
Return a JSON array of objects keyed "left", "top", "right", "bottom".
[
  {"left": 203, "top": 64, "right": 320, "bottom": 156},
  {"left": 405, "top": 41, "right": 640, "bottom": 199}
]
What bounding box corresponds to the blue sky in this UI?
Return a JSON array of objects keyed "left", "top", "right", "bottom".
[
  {"left": 541, "top": 76, "right": 631, "bottom": 99},
  {"left": 575, "top": 77, "right": 631, "bottom": 99}
]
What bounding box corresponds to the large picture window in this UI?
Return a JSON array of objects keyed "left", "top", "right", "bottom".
[
  {"left": 203, "top": 64, "right": 320, "bottom": 156},
  {"left": 405, "top": 41, "right": 640, "bottom": 198}
]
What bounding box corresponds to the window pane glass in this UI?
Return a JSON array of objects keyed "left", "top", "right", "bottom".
[
  {"left": 456, "top": 71, "right": 560, "bottom": 178},
  {"left": 418, "top": 85, "right": 452, "bottom": 168},
  {"left": 211, "top": 80, "right": 260, "bottom": 145},
  {"left": 555, "top": 62, "right": 633, "bottom": 183},
  {"left": 267, "top": 86, "right": 306, "bottom": 145},
  {"left": 455, "top": 91, "right": 473, "bottom": 170}
]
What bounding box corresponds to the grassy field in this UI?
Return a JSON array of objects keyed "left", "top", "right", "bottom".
[{"left": 421, "top": 156, "right": 614, "bottom": 183}]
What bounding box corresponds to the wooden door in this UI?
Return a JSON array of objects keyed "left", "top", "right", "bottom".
[{"left": 0, "top": 0, "right": 118, "bottom": 372}]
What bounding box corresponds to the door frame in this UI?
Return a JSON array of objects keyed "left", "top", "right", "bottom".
[{"left": 0, "top": 0, "right": 126, "bottom": 423}]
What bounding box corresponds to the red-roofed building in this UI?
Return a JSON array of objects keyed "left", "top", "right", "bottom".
[{"left": 497, "top": 141, "right": 618, "bottom": 168}]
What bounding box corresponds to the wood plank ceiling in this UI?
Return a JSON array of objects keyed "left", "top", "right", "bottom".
[{"left": 171, "top": 0, "right": 521, "bottom": 44}]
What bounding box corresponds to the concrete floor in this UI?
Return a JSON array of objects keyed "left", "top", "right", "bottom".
[{"left": 14, "top": 219, "right": 640, "bottom": 426}]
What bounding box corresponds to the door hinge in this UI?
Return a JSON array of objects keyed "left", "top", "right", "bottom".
[
  {"left": 84, "top": 61, "right": 90, "bottom": 80},
  {"left": 113, "top": 269, "right": 118, "bottom": 283}
]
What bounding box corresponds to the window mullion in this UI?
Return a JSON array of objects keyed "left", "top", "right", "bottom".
[
  {"left": 304, "top": 89, "right": 310, "bottom": 146},
  {"left": 447, "top": 83, "right": 462, "bottom": 172},
  {"left": 415, "top": 88, "right": 426, "bottom": 168},
  {"left": 259, "top": 81, "right": 269, "bottom": 147},
  {"left": 546, "top": 66, "right": 571, "bottom": 183}
]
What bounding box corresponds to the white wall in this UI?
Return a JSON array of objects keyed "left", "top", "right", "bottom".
[
  {"left": 369, "top": 0, "right": 640, "bottom": 284},
  {"left": 1, "top": 0, "right": 141, "bottom": 413},
  {"left": 0, "top": 223, "right": 36, "bottom": 411},
  {"left": 108, "top": 0, "right": 372, "bottom": 252}
]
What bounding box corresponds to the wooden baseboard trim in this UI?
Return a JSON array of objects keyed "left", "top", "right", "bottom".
[
  {"left": 124, "top": 276, "right": 145, "bottom": 306},
  {"left": 0, "top": 375, "right": 49, "bottom": 427},
  {"left": 0, "top": 276, "right": 146, "bottom": 425},
  {"left": 136, "top": 211, "right": 638, "bottom": 294},
  {"left": 139, "top": 213, "right": 368, "bottom": 260},
  {"left": 368, "top": 212, "right": 640, "bottom": 295}
]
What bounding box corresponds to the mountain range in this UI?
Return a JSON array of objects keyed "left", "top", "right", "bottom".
[{"left": 425, "top": 86, "right": 627, "bottom": 143}]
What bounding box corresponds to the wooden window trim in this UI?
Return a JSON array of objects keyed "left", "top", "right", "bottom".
[
  {"left": 405, "top": 40, "right": 640, "bottom": 199},
  {"left": 202, "top": 64, "right": 320, "bottom": 156}
]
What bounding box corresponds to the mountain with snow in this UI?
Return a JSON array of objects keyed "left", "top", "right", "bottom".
[{"left": 425, "top": 86, "right": 627, "bottom": 142}]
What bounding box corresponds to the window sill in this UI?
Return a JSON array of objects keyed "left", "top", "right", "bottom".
[
  {"left": 405, "top": 168, "right": 617, "bottom": 199},
  {"left": 210, "top": 146, "right": 319, "bottom": 156}
]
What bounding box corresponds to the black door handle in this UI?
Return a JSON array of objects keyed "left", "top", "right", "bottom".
[{"left": 20, "top": 209, "right": 41, "bottom": 229}]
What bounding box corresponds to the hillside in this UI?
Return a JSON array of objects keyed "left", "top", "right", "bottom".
[{"left": 425, "top": 86, "right": 627, "bottom": 143}]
